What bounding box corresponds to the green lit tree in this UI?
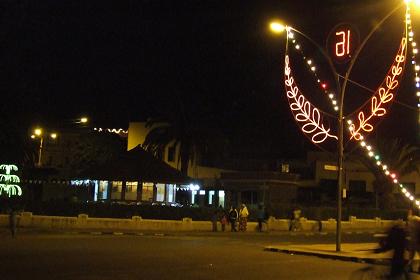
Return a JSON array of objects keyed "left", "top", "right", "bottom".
[{"left": 0, "top": 164, "right": 22, "bottom": 197}]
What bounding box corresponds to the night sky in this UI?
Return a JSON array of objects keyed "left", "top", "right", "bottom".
[{"left": 0, "top": 0, "right": 417, "bottom": 160}]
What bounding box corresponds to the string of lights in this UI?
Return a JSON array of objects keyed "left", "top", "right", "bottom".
[
  {"left": 93, "top": 128, "right": 128, "bottom": 135},
  {"left": 287, "top": 30, "right": 340, "bottom": 112}
]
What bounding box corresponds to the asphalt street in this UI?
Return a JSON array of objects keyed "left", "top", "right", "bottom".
[{"left": 0, "top": 231, "right": 417, "bottom": 280}]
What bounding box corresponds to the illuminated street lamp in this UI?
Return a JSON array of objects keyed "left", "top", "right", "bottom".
[
  {"left": 80, "top": 117, "right": 88, "bottom": 124},
  {"left": 31, "top": 128, "right": 58, "bottom": 167},
  {"left": 269, "top": 1, "right": 408, "bottom": 252}
]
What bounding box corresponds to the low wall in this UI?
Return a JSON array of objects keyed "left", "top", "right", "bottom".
[{"left": 0, "top": 213, "right": 400, "bottom": 232}]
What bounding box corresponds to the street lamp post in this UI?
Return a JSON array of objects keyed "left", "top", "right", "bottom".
[
  {"left": 270, "top": 2, "right": 407, "bottom": 252},
  {"left": 31, "top": 128, "right": 57, "bottom": 167}
]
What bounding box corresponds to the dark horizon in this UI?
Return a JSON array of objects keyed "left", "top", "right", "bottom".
[{"left": 0, "top": 0, "right": 417, "bottom": 161}]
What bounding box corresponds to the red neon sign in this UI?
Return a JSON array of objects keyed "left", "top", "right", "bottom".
[
  {"left": 327, "top": 23, "right": 359, "bottom": 64},
  {"left": 335, "top": 30, "right": 350, "bottom": 57}
]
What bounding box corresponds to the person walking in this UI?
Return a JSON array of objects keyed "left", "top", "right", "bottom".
[
  {"left": 374, "top": 223, "right": 410, "bottom": 279},
  {"left": 238, "top": 204, "right": 249, "bottom": 232},
  {"left": 228, "top": 206, "right": 238, "bottom": 232}
]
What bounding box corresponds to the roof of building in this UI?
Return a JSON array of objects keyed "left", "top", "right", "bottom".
[{"left": 77, "top": 145, "right": 191, "bottom": 184}]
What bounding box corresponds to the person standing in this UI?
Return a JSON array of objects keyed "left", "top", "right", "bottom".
[
  {"left": 239, "top": 204, "right": 249, "bottom": 232},
  {"left": 229, "top": 206, "right": 238, "bottom": 232},
  {"left": 257, "top": 203, "right": 266, "bottom": 232},
  {"left": 220, "top": 209, "right": 228, "bottom": 232},
  {"left": 9, "top": 209, "right": 17, "bottom": 238}
]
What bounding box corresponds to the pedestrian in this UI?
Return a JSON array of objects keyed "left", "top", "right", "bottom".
[
  {"left": 9, "top": 208, "right": 17, "bottom": 238},
  {"left": 374, "top": 223, "right": 410, "bottom": 279},
  {"left": 289, "top": 208, "right": 301, "bottom": 232},
  {"left": 407, "top": 209, "right": 420, "bottom": 272},
  {"left": 220, "top": 209, "right": 228, "bottom": 232},
  {"left": 211, "top": 208, "right": 218, "bottom": 232},
  {"left": 239, "top": 204, "right": 249, "bottom": 232},
  {"left": 229, "top": 206, "right": 238, "bottom": 232},
  {"left": 257, "top": 203, "right": 266, "bottom": 232}
]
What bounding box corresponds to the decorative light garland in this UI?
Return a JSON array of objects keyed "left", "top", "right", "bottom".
[
  {"left": 93, "top": 128, "right": 128, "bottom": 135},
  {"left": 284, "top": 54, "right": 338, "bottom": 143},
  {"left": 349, "top": 36, "right": 407, "bottom": 140},
  {"left": 284, "top": 3, "right": 419, "bottom": 208},
  {"left": 287, "top": 30, "right": 340, "bottom": 112}
]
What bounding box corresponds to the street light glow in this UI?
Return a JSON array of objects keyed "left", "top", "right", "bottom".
[
  {"left": 80, "top": 117, "right": 88, "bottom": 123},
  {"left": 50, "top": 133, "right": 57, "bottom": 139},
  {"left": 34, "top": 128, "right": 42, "bottom": 136},
  {"left": 269, "top": 22, "right": 286, "bottom": 34}
]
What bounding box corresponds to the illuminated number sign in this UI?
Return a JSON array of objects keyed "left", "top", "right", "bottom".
[{"left": 327, "top": 23, "right": 359, "bottom": 64}]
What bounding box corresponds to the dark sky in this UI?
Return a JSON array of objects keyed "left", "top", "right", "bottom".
[{"left": 0, "top": 0, "right": 417, "bottom": 158}]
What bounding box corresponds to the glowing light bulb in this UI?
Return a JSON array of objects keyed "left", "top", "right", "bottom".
[
  {"left": 410, "top": 31, "right": 414, "bottom": 37},
  {"left": 414, "top": 49, "right": 418, "bottom": 54},
  {"left": 366, "top": 145, "right": 372, "bottom": 151},
  {"left": 391, "top": 173, "right": 396, "bottom": 179},
  {"left": 310, "top": 66, "right": 316, "bottom": 71},
  {"left": 382, "top": 165, "right": 388, "bottom": 170},
  {"left": 376, "top": 161, "right": 381, "bottom": 165},
  {"left": 417, "top": 92, "right": 420, "bottom": 97},
  {"left": 361, "top": 141, "right": 366, "bottom": 147},
  {"left": 295, "top": 44, "right": 300, "bottom": 50},
  {"left": 307, "top": 60, "right": 312, "bottom": 65},
  {"left": 321, "top": 83, "right": 327, "bottom": 89},
  {"left": 334, "top": 106, "right": 339, "bottom": 111},
  {"left": 415, "top": 65, "right": 419, "bottom": 71},
  {"left": 394, "top": 179, "right": 398, "bottom": 184},
  {"left": 368, "top": 151, "right": 374, "bottom": 157},
  {"left": 332, "top": 100, "right": 337, "bottom": 105},
  {"left": 385, "top": 170, "right": 390, "bottom": 175}
]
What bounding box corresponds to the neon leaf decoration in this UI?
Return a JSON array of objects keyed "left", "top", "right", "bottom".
[
  {"left": 349, "top": 37, "right": 407, "bottom": 140},
  {"left": 284, "top": 55, "right": 338, "bottom": 144},
  {"left": 0, "top": 164, "right": 22, "bottom": 197}
]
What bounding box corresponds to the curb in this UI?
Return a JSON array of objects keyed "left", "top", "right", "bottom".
[{"left": 264, "top": 247, "right": 389, "bottom": 265}]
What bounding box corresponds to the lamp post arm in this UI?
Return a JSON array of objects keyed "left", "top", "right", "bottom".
[
  {"left": 289, "top": 27, "right": 341, "bottom": 95},
  {"left": 340, "top": 3, "right": 405, "bottom": 114}
]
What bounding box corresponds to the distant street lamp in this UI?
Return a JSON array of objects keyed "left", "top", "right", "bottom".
[{"left": 31, "top": 128, "right": 58, "bottom": 167}]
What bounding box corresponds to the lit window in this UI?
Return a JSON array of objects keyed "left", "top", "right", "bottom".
[
  {"left": 111, "top": 181, "right": 122, "bottom": 200},
  {"left": 125, "top": 181, "right": 138, "bottom": 201},
  {"left": 156, "top": 183, "right": 165, "bottom": 202},
  {"left": 142, "top": 182, "right": 154, "bottom": 202},
  {"left": 208, "top": 190, "right": 215, "bottom": 205},
  {"left": 126, "top": 181, "right": 138, "bottom": 193}
]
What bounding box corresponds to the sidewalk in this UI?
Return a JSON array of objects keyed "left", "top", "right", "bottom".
[{"left": 265, "top": 242, "right": 393, "bottom": 265}]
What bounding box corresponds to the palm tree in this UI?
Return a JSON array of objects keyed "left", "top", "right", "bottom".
[
  {"left": 354, "top": 138, "right": 420, "bottom": 209},
  {"left": 143, "top": 102, "right": 226, "bottom": 177}
]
